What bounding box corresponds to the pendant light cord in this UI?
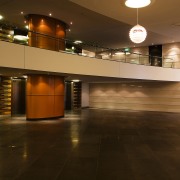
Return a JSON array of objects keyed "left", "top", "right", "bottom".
[{"left": 137, "top": 8, "right": 139, "bottom": 25}]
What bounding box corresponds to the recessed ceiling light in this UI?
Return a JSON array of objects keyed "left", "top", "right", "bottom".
[
  {"left": 125, "top": 0, "right": 151, "bottom": 8},
  {"left": 22, "top": 75, "right": 28, "bottom": 79},
  {"left": 70, "top": 22, "right": 73, "bottom": 25},
  {"left": 72, "top": 79, "right": 80, "bottom": 82},
  {"left": 68, "top": 29, "right": 71, "bottom": 32},
  {"left": 9, "top": 145, "right": 16, "bottom": 148},
  {"left": 0, "top": 15, "right": 3, "bottom": 20},
  {"left": 21, "top": 11, "right": 24, "bottom": 15},
  {"left": 24, "top": 20, "right": 27, "bottom": 23},
  {"left": 74, "top": 40, "right": 82, "bottom": 44},
  {"left": 49, "top": 13, "right": 52, "bottom": 16}
]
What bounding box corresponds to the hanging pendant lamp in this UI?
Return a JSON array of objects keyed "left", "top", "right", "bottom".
[
  {"left": 129, "top": 8, "right": 147, "bottom": 44},
  {"left": 125, "top": 0, "right": 151, "bottom": 8}
]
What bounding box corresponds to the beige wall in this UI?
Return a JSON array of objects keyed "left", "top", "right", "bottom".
[
  {"left": 81, "top": 83, "right": 89, "bottom": 108},
  {"left": 163, "top": 42, "right": 180, "bottom": 68},
  {"left": 131, "top": 46, "right": 149, "bottom": 55},
  {"left": 89, "top": 81, "right": 180, "bottom": 112},
  {"left": 0, "top": 41, "right": 25, "bottom": 68}
]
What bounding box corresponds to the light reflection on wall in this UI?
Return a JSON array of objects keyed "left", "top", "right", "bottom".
[{"left": 89, "top": 81, "right": 180, "bottom": 112}]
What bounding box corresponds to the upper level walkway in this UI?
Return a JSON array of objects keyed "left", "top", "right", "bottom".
[{"left": 1, "top": 34, "right": 180, "bottom": 82}]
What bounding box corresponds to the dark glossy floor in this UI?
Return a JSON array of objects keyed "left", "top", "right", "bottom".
[{"left": 1, "top": 109, "right": 180, "bottom": 180}]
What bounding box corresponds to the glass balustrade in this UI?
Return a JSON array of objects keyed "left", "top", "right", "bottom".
[
  {"left": 0, "top": 23, "right": 180, "bottom": 69},
  {"left": 163, "top": 54, "right": 180, "bottom": 68}
]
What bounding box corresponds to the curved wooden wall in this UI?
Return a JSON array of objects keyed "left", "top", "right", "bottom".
[
  {"left": 26, "top": 14, "right": 67, "bottom": 51},
  {"left": 26, "top": 75, "right": 64, "bottom": 120}
]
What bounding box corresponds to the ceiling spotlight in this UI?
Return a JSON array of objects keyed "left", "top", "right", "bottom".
[
  {"left": 74, "top": 40, "right": 82, "bottom": 44},
  {"left": 0, "top": 15, "right": 3, "bottom": 20},
  {"left": 49, "top": 13, "right": 52, "bottom": 16},
  {"left": 72, "top": 79, "right": 80, "bottom": 82},
  {"left": 22, "top": 75, "right": 28, "bottom": 79},
  {"left": 25, "top": 25, "right": 29, "bottom": 29},
  {"left": 21, "top": 11, "right": 24, "bottom": 14},
  {"left": 70, "top": 22, "right": 73, "bottom": 25},
  {"left": 125, "top": 0, "right": 151, "bottom": 8}
]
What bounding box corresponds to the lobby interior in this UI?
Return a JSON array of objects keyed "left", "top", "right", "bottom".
[{"left": 1, "top": 0, "right": 180, "bottom": 179}]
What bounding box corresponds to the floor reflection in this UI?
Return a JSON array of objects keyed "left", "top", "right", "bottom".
[{"left": 0, "top": 109, "right": 180, "bottom": 180}]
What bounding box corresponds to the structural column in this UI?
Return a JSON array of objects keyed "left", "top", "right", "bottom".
[
  {"left": 26, "top": 14, "right": 68, "bottom": 51},
  {"left": 26, "top": 75, "right": 64, "bottom": 120},
  {"left": 24, "top": 14, "right": 68, "bottom": 120}
]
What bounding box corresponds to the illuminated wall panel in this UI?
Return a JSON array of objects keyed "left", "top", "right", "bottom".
[
  {"left": 90, "top": 81, "right": 180, "bottom": 113},
  {"left": 0, "top": 77, "right": 12, "bottom": 115}
]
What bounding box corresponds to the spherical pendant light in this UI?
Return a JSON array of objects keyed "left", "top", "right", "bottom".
[
  {"left": 129, "top": 24, "right": 147, "bottom": 43},
  {"left": 125, "top": 0, "right": 151, "bottom": 8}
]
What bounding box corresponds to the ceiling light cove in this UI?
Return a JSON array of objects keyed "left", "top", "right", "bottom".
[{"left": 125, "top": 0, "right": 151, "bottom": 8}]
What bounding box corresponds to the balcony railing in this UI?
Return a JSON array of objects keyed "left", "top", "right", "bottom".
[{"left": 0, "top": 25, "right": 180, "bottom": 69}]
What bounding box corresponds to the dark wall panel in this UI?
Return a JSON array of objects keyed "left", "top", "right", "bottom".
[
  {"left": 149, "top": 45, "right": 162, "bottom": 66},
  {"left": 12, "top": 79, "right": 26, "bottom": 115}
]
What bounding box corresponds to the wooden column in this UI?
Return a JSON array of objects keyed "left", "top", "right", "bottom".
[
  {"left": 26, "top": 14, "right": 68, "bottom": 51},
  {"left": 26, "top": 75, "right": 64, "bottom": 120}
]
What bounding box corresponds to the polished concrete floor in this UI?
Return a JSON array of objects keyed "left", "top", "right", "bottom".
[{"left": 1, "top": 109, "right": 180, "bottom": 180}]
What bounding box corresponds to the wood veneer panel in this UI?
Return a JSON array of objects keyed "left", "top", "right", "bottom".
[
  {"left": 54, "top": 95, "right": 64, "bottom": 117},
  {"left": 54, "top": 77, "right": 64, "bottom": 95},
  {"left": 26, "top": 14, "right": 66, "bottom": 51},
  {"left": 26, "top": 95, "right": 54, "bottom": 119},
  {"left": 26, "top": 75, "right": 64, "bottom": 119},
  {"left": 27, "top": 75, "right": 54, "bottom": 95}
]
